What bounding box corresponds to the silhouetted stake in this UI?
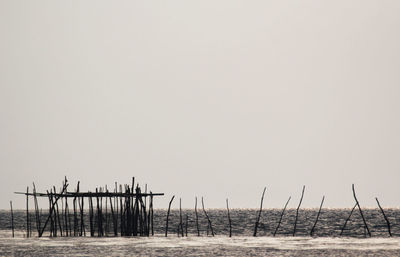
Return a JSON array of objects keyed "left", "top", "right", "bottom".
[
  {"left": 352, "top": 184, "right": 371, "bottom": 237},
  {"left": 179, "top": 198, "right": 184, "bottom": 237},
  {"left": 33, "top": 183, "right": 41, "bottom": 236},
  {"left": 185, "top": 214, "right": 188, "bottom": 237},
  {"left": 310, "top": 196, "right": 325, "bottom": 236},
  {"left": 165, "top": 195, "right": 175, "bottom": 237},
  {"left": 201, "top": 197, "right": 214, "bottom": 236},
  {"left": 226, "top": 198, "right": 232, "bottom": 237},
  {"left": 10, "top": 201, "right": 14, "bottom": 238},
  {"left": 293, "top": 185, "right": 305, "bottom": 236},
  {"left": 150, "top": 193, "right": 154, "bottom": 236},
  {"left": 89, "top": 196, "right": 94, "bottom": 236},
  {"left": 375, "top": 197, "right": 392, "bottom": 237},
  {"left": 53, "top": 186, "right": 63, "bottom": 237},
  {"left": 195, "top": 197, "right": 200, "bottom": 236},
  {"left": 254, "top": 187, "right": 266, "bottom": 237},
  {"left": 340, "top": 203, "right": 357, "bottom": 236},
  {"left": 39, "top": 180, "right": 68, "bottom": 237},
  {"left": 273, "top": 196, "right": 291, "bottom": 237},
  {"left": 26, "top": 187, "right": 29, "bottom": 237}
]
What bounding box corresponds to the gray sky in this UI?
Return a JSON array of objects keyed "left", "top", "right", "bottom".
[{"left": 1, "top": 0, "right": 400, "bottom": 209}]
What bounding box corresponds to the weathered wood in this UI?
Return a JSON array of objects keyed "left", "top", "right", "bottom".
[
  {"left": 32, "top": 183, "right": 41, "bottom": 236},
  {"left": 26, "top": 187, "right": 30, "bottom": 238},
  {"left": 201, "top": 197, "right": 214, "bottom": 236},
  {"left": 293, "top": 185, "right": 305, "bottom": 236},
  {"left": 340, "top": 204, "right": 357, "bottom": 236},
  {"left": 352, "top": 184, "right": 371, "bottom": 237},
  {"left": 165, "top": 195, "right": 175, "bottom": 237},
  {"left": 254, "top": 187, "right": 266, "bottom": 237},
  {"left": 10, "top": 201, "right": 14, "bottom": 238},
  {"left": 226, "top": 198, "right": 232, "bottom": 237},
  {"left": 179, "top": 198, "right": 184, "bottom": 237},
  {"left": 195, "top": 197, "right": 200, "bottom": 236},
  {"left": 376, "top": 197, "right": 392, "bottom": 237},
  {"left": 273, "top": 196, "right": 291, "bottom": 236},
  {"left": 310, "top": 196, "right": 325, "bottom": 236},
  {"left": 39, "top": 181, "right": 68, "bottom": 237}
]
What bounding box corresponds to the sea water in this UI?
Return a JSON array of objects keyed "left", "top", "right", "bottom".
[{"left": 1, "top": 209, "right": 400, "bottom": 256}]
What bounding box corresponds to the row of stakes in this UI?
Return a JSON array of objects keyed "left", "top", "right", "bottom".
[{"left": 10, "top": 178, "right": 393, "bottom": 238}]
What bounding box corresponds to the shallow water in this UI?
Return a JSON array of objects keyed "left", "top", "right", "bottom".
[{"left": 1, "top": 209, "right": 400, "bottom": 256}]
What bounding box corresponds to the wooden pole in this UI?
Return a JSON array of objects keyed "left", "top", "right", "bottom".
[
  {"left": 310, "top": 196, "right": 325, "bottom": 236},
  {"left": 201, "top": 197, "right": 214, "bottom": 236},
  {"left": 33, "top": 183, "right": 41, "bottom": 236},
  {"left": 226, "top": 198, "right": 232, "bottom": 237},
  {"left": 165, "top": 195, "right": 175, "bottom": 237},
  {"left": 26, "top": 187, "right": 30, "bottom": 238},
  {"left": 352, "top": 184, "right": 371, "bottom": 237},
  {"left": 179, "top": 198, "right": 184, "bottom": 237},
  {"left": 10, "top": 201, "right": 14, "bottom": 238},
  {"left": 340, "top": 203, "right": 357, "bottom": 236},
  {"left": 254, "top": 187, "right": 266, "bottom": 237},
  {"left": 293, "top": 185, "right": 305, "bottom": 236},
  {"left": 375, "top": 197, "right": 392, "bottom": 237},
  {"left": 273, "top": 196, "right": 291, "bottom": 237},
  {"left": 195, "top": 197, "right": 200, "bottom": 236}
]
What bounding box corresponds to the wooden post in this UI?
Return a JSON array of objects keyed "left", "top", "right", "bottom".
[
  {"left": 273, "top": 196, "right": 291, "bottom": 236},
  {"left": 375, "top": 197, "right": 392, "bottom": 237},
  {"left": 165, "top": 195, "right": 175, "bottom": 237},
  {"left": 310, "top": 196, "right": 325, "bottom": 236},
  {"left": 226, "top": 198, "right": 232, "bottom": 237},
  {"left": 254, "top": 187, "right": 266, "bottom": 237},
  {"left": 293, "top": 185, "right": 305, "bottom": 236},
  {"left": 10, "top": 201, "right": 14, "bottom": 238},
  {"left": 195, "top": 197, "right": 200, "bottom": 236},
  {"left": 179, "top": 198, "right": 184, "bottom": 237},
  {"left": 201, "top": 197, "right": 214, "bottom": 236},
  {"left": 26, "top": 187, "right": 30, "bottom": 238},
  {"left": 352, "top": 184, "right": 371, "bottom": 237},
  {"left": 33, "top": 183, "right": 41, "bottom": 236},
  {"left": 340, "top": 203, "right": 357, "bottom": 236}
]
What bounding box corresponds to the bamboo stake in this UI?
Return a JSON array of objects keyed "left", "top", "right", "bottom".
[
  {"left": 340, "top": 203, "right": 357, "bottom": 236},
  {"left": 375, "top": 197, "right": 392, "bottom": 237},
  {"left": 310, "top": 196, "right": 325, "bottom": 236},
  {"left": 201, "top": 197, "right": 214, "bottom": 236},
  {"left": 165, "top": 195, "right": 175, "bottom": 237},
  {"left": 39, "top": 181, "right": 68, "bottom": 237},
  {"left": 226, "top": 198, "right": 232, "bottom": 237},
  {"left": 195, "top": 197, "right": 200, "bottom": 236},
  {"left": 10, "top": 201, "right": 14, "bottom": 238},
  {"left": 179, "top": 198, "right": 184, "bottom": 237},
  {"left": 273, "top": 196, "right": 291, "bottom": 237},
  {"left": 33, "top": 183, "right": 41, "bottom": 236},
  {"left": 352, "top": 184, "right": 371, "bottom": 237},
  {"left": 293, "top": 185, "right": 305, "bottom": 236},
  {"left": 254, "top": 187, "right": 266, "bottom": 237},
  {"left": 26, "top": 187, "right": 29, "bottom": 238}
]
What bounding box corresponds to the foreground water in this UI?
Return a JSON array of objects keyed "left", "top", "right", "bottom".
[{"left": 1, "top": 209, "right": 400, "bottom": 256}]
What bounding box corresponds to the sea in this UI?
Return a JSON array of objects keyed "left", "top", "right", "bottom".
[{"left": 1, "top": 208, "right": 400, "bottom": 256}]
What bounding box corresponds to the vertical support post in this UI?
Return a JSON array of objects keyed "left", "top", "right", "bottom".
[
  {"left": 293, "top": 185, "right": 305, "bottom": 236},
  {"left": 254, "top": 187, "right": 266, "bottom": 237},
  {"left": 26, "top": 187, "right": 30, "bottom": 238},
  {"left": 10, "top": 201, "right": 14, "bottom": 238},
  {"left": 165, "top": 195, "right": 175, "bottom": 237},
  {"left": 226, "top": 198, "right": 232, "bottom": 237},
  {"left": 195, "top": 197, "right": 200, "bottom": 236},
  {"left": 310, "top": 196, "right": 325, "bottom": 236}
]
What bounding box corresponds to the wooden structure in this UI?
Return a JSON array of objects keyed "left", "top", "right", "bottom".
[{"left": 15, "top": 177, "right": 163, "bottom": 237}]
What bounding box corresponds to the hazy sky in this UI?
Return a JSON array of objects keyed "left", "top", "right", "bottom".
[{"left": 1, "top": 0, "right": 400, "bottom": 209}]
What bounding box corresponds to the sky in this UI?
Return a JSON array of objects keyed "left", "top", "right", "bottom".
[{"left": 1, "top": 0, "right": 400, "bottom": 210}]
